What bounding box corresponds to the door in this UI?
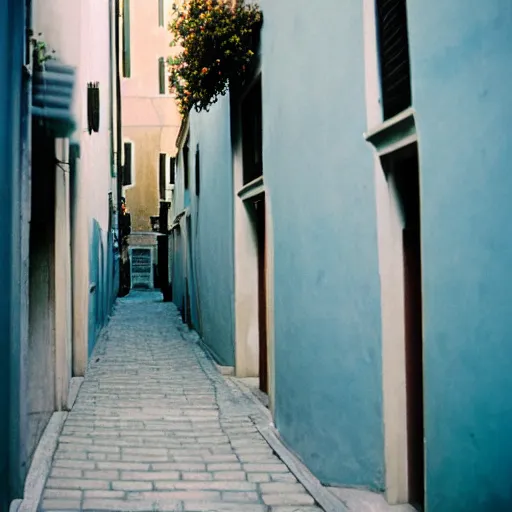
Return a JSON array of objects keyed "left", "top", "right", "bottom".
[
  {"left": 130, "top": 248, "right": 152, "bottom": 288},
  {"left": 403, "top": 223, "right": 424, "bottom": 508},
  {"left": 394, "top": 149, "right": 424, "bottom": 509},
  {"left": 254, "top": 196, "right": 268, "bottom": 394}
]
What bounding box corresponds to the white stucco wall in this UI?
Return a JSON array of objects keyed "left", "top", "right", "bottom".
[{"left": 33, "top": 0, "right": 116, "bottom": 376}]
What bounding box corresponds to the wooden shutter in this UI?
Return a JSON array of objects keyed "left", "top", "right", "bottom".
[
  {"left": 375, "top": 0, "right": 412, "bottom": 119},
  {"left": 87, "top": 82, "right": 100, "bottom": 134},
  {"left": 158, "top": 0, "right": 164, "bottom": 27},
  {"left": 123, "top": 142, "right": 132, "bottom": 186},
  {"left": 159, "top": 153, "right": 166, "bottom": 200},
  {"left": 170, "top": 157, "right": 176, "bottom": 185},
  {"left": 159, "top": 57, "right": 166, "bottom": 94},
  {"left": 123, "top": 0, "right": 131, "bottom": 78},
  {"left": 92, "top": 83, "right": 100, "bottom": 132},
  {"left": 87, "top": 83, "right": 94, "bottom": 134}
]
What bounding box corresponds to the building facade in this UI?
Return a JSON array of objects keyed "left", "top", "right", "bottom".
[
  {"left": 170, "top": 1, "right": 512, "bottom": 511},
  {"left": 120, "top": 0, "right": 181, "bottom": 290},
  {"left": 1, "top": 0, "right": 120, "bottom": 508},
  {"left": 0, "top": 0, "right": 32, "bottom": 507}
]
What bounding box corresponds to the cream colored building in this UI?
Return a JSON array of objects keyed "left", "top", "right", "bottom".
[
  {"left": 14, "top": 0, "right": 120, "bottom": 492},
  {"left": 121, "top": 0, "right": 181, "bottom": 288}
]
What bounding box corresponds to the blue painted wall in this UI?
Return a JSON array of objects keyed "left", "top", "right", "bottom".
[
  {"left": 88, "top": 219, "right": 116, "bottom": 356},
  {"left": 0, "top": 1, "right": 15, "bottom": 505},
  {"left": 170, "top": 0, "right": 384, "bottom": 488},
  {"left": 407, "top": 1, "right": 512, "bottom": 509},
  {"left": 189, "top": 97, "right": 235, "bottom": 366},
  {"left": 0, "top": 0, "right": 27, "bottom": 507},
  {"left": 172, "top": 95, "right": 236, "bottom": 366},
  {"left": 258, "top": 0, "right": 384, "bottom": 489},
  {"left": 1, "top": 0, "right": 28, "bottom": 508}
]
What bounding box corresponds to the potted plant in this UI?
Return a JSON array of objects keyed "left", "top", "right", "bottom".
[
  {"left": 31, "top": 33, "right": 76, "bottom": 137},
  {"left": 168, "top": 0, "right": 263, "bottom": 116}
]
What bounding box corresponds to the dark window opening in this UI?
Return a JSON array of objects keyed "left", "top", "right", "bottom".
[
  {"left": 159, "top": 57, "right": 166, "bottom": 95},
  {"left": 241, "top": 76, "right": 263, "bottom": 185},
  {"left": 123, "top": 142, "right": 132, "bottom": 186},
  {"left": 184, "top": 136, "right": 190, "bottom": 190},
  {"left": 195, "top": 145, "right": 200, "bottom": 196},
  {"left": 375, "top": 0, "right": 412, "bottom": 119},
  {"left": 122, "top": 0, "right": 131, "bottom": 78},
  {"left": 169, "top": 157, "right": 176, "bottom": 185},
  {"left": 159, "top": 153, "right": 166, "bottom": 200}
]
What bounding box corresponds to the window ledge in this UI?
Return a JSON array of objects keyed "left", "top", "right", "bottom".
[
  {"left": 237, "top": 176, "right": 264, "bottom": 201},
  {"left": 364, "top": 107, "right": 417, "bottom": 157}
]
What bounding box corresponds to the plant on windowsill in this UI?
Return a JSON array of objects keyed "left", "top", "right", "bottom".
[
  {"left": 168, "top": 0, "right": 262, "bottom": 116},
  {"left": 30, "top": 32, "right": 56, "bottom": 70}
]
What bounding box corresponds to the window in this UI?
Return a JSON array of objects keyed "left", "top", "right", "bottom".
[
  {"left": 170, "top": 157, "right": 176, "bottom": 185},
  {"left": 375, "top": 0, "right": 412, "bottom": 119},
  {"left": 159, "top": 57, "right": 166, "bottom": 94},
  {"left": 183, "top": 136, "right": 190, "bottom": 189},
  {"left": 87, "top": 82, "right": 100, "bottom": 134},
  {"left": 122, "top": 0, "right": 131, "bottom": 77},
  {"left": 159, "top": 153, "right": 166, "bottom": 200},
  {"left": 158, "top": 0, "right": 164, "bottom": 27},
  {"left": 195, "top": 145, "right": 200, "bottom": 196},
  {"left": 123, "top": 142, "right": 133, "bottom": 186},
  {"left": 241, "top": 77, "right": 263, "bottom": 184}
]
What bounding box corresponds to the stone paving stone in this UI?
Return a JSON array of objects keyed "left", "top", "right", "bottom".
[
  {"left": 41, "top": 499, "right": 82, "bottom": 510},
  {"left": 270, "top": 508, "right": 325, "bottom": 512},
  {"left": 262, "top": 493, "right": 316, "bottom": 506},
  {"left": 39, "top": 291, "right": 321, "bottom": 511}
]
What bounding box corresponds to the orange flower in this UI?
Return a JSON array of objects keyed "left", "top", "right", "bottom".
[{"left": 201, "top": 67, "right": 208, "bottom": 74}]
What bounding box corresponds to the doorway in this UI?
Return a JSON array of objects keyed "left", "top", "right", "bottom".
[
  {"left": 385, "top": 145, "right": 424, "bottom": 509},
  {"left": 27, "top": 125, "right": 57, "bottom": 467},
  {"left": 253, "top": 195, "right": 268, "bottom": 394},
  {"left": 233, "top": 68, "right": 273, "bottom": 404}
]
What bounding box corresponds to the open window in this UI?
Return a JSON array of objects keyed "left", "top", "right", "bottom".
[
  {"left": 241, "top": 77, "right": 263, "bottom": 185},
  {"left": 195, "top": 145, "right": 200, "bottom": 196},
  {"left": 123, "top": 142, "right": 133, "bottom": 186},
  {"left": 159, "top": 153, "right": 167, "bottom": 200}
]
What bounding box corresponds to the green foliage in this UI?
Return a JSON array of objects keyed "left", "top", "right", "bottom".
[
  {"left": 30, "top": 32, "right": 56, "bottom": 69},
  {"left": 168, "top": 0, "right": 262, "bottom": 116}
]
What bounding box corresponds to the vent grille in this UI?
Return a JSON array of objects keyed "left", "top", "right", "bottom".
[
  {"left": 87, "top": 82, "right": 100, "bottom": 134},
  {"left": 376, "top": 0, "right": 412, "bottom": 119}
]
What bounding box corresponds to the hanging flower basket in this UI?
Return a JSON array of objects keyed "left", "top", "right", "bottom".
[
  {"left": 168, "top": 0, "right": 263, "bottom": 116},
  {"left": 32, "top": 59, "right": 76, "bottom": 138}
]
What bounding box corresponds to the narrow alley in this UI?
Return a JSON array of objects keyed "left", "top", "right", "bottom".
[
  {"left": 3, "top": 0, "right": 512, "bottom": 510},
  {"left": 41, "top": 292, "right": 321, "bottom": 512}
]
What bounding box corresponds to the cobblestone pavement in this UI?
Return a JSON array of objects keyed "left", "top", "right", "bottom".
[{"left": 41, "top": 291, "right": 323, "bottom": 512}]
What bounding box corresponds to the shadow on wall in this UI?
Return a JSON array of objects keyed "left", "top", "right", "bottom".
[
  {"left": 27, "top": 124, "right": 57, "bottom": 479},
  {"left": 88, "top": 219, "right": 117, "bottom": 356}
]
